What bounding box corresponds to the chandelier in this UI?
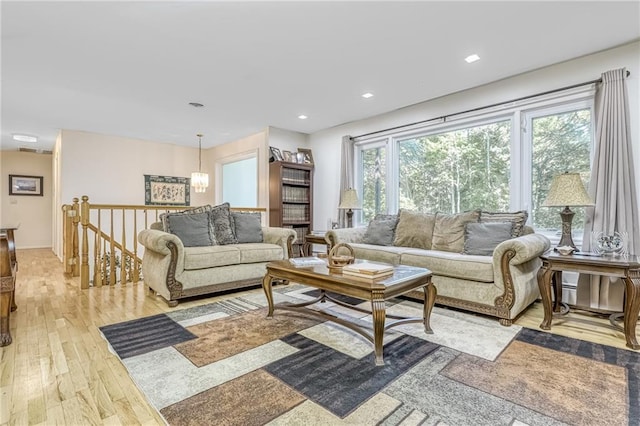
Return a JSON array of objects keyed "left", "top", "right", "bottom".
[{"left": 191, "top": 133, "right": 209, "bottom": 193}]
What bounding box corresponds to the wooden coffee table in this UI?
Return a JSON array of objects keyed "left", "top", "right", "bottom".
[{"left": 262, "top": 260, "right": 435, "bottom": 365}]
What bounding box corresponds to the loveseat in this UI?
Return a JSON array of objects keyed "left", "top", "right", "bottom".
[
  {"left": 326, "top": 209, "right": 550, "bottom": 325},
  {"left": 138, "top": 203, "right": 296, "bottom": 306}
]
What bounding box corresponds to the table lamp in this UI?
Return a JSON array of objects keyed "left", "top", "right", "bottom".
[
  {"left": 338, "top": 188, "right": 361, "bottom": 228},
  {"left": 542, "top": 172, "right": 594, "bottom": 249}
]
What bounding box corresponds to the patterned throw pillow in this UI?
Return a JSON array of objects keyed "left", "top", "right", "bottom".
[
  {"left": 431, "top": 210, "right": 481, "bottom": 253},
  {"left": 393, "top": 209, "right": 437, "bottom": 249},
  {"left": 209, "top": 202, "right": 238, "bottom": 245},
  {"left": 463, "top": 221, "right": 514, "bottom": 256},
  {"left": 480, "top": 210, "right": 529, "bottom": 237}
]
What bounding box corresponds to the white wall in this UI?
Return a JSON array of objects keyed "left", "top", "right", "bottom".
[
  {"left": 309, "top": 42, "right": 640, "bottom": 231},
  {"left": 0, "top": 150, "right": 53, "bottom": 248},
  {"left": 267, "top": 126, "right": 309, "bottom": 154}
]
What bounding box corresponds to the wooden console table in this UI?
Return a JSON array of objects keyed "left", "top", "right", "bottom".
[
  {"left": 537, "top": 251, "right": 640, "bottom": 350},
  {"left": 302, "top": 232, "right": 329, "bottom": 257},
  {"left": 0, "top": 226, "right": 18, "bottom": 346}
]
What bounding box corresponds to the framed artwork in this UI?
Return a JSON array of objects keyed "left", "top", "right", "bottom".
[
  {"left": 298, "top": 148, "right": 314, "bottom": 164},
  {"left": 144, "top": 175, "right": 190, "bottom": 206},
  {"left": 282, "top": 150, "right": 293, "bottom": 162},
  {"left": 9, "top": 174, "right": 43, "bottom": 196},
  {"left": 269, "top": 146, "right": 283, "bottom": 162}
]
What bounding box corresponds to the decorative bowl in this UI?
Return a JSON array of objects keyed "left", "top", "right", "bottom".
[
  {"left": 556, "top": 246, "right": 575, "bottom": 256},
  {"left": 595, "top": 232, "right": 624, "bottom": 254},
  {"left": 328, "top": 243, "right": 355, "bottom": 271}
]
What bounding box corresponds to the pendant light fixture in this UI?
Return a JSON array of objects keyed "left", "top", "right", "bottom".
[{"left": 191, "top": 133, "right": 209, "bottom": 193}]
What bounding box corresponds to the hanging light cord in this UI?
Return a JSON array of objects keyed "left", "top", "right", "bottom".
[{"left": 197, "top": 133, "right": 203, "bottom": 172}]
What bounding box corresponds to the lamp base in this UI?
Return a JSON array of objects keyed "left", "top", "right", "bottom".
[
  {"left": 346, "top": 209, "right": 353, "bottom": 228},
  {"left": 558, "top": 206, "right": 576, "bottom": 249}
]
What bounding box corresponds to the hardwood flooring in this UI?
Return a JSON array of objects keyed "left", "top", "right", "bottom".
[{"left": 1, "top": 249, "right": 635, "bottom": 425}]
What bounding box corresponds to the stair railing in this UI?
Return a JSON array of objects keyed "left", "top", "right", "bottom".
[{"left": 62, "top": 196, "right": 266, "bottom": 289}]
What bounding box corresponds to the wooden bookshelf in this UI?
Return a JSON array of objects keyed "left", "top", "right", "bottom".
[{"left": 269, "top": 161, "right": 314, "bottom": 257}]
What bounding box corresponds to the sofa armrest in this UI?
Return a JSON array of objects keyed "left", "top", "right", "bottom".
[
  {"left": 139, "top": 229, "right": 184, "bottom": 256},
  {"left": 138, "top": 229, "right": 187, "bottom": 303},
  {"left": 325, "top": 227, "right": 367, "bottom": 248},
  {"left": 262, "top": 227, "right": 297, "bottom": 259},
  {"left": 493, "top": 233, "right": 551, "bottom": 267}
]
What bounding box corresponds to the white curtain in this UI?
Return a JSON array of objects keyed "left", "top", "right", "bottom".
[
  {"left": 577, "top": 68, "right": 640, "bottom": 310},
  {"left": 338, "top": 136, "right": 355, "bottom": 228}
]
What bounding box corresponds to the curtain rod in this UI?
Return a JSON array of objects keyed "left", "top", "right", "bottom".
[{"left": 353, "top": 70, "right": 631, "bottom": 140}]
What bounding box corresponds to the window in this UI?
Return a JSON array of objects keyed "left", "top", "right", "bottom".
[
  {"left": 355, "top": 91, "right": 594, "bottom": 236},
  {"left": 397, "top": 120, "right": 511, "bottom": 214},
  {"left": 359, "top": 142, "right": 387, "bottom": 223},
  {"left": 527, "top": 106, "right": 592, "bottom": 246},
  {"left": 221, "top": 156, "right": 258, "bottom": 207}
]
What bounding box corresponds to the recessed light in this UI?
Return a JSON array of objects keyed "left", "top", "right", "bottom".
[
  {"left": 12, "top": 134, "right": 38, "bottom": 143},
  {"left": 188, "top": 102, "right": 204, "bottom": 108},
  {"left": 465, "top": 54, "right": 480, "bottom": 64},
  {"left": 362, "top": 92, "right": 374, "bottom": 99},
  {"left": 298, "top": 115, "right": 308, "bottom": 120}
]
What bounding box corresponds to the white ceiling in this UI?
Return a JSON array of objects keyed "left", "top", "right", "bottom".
[{"left": 2, "top": 1, "right": 639, "bottom": 152}]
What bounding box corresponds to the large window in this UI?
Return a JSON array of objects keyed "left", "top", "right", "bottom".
[
  {"left": 397, "top": 120, "right": 511, "bottom": 214},
  {"left": 356, "top": 92, "right": 594, "bottom": 243},
  {"left": 221, "top": 156, "right": 258, "bottom": 207}
]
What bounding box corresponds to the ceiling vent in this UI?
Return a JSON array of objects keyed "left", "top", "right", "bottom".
[{"left": 19, "top": 147, "right": 53, "bottom": 154}]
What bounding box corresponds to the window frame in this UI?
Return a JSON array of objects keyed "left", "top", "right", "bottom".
[{"left": 354, "top": 86, "right": 595, "bottom": 229}]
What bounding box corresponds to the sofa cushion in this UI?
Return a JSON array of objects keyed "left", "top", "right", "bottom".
[
  {"left": 362, "top": 216, "right": 399, "bottom": 246},
  {"left": 431, "top": 210, "right": 480, "bottom": 253},
  {"left": 400, "top": 249, "right": 494, "bottom": 283},
  {"left": 232, "top": 212, "right": 263, "bottom": 243},
  {"left": 480, "top": 210, "right": 529, "bottom": 237},
  {"left": 237, "top": 243, "right": 285, "bottom": 263},
  {"left": 210, "top": 202, "right": 238, "bottom": 245},
  {"left": 162, "top": 211, "right": 214, "bottom": 247},
  {"left": 393, "top": 209, "right": 436, "bottom": 249},
  {"left": 464, "top": 222, "right": 514, "bottom": 256},
  {"left": 349, "top": 243, "right": 411, "bottom": 265},
  {"left": 183, "top": 245, "right": 241, "bottom": 269}
]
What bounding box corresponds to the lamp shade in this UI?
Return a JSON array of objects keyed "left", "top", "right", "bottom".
[
  {"left": 542, "top": 172, "right": 594, "bottom": 207},
  {"left": 338, "top": 189, "right": 361, "bottom": 210}
]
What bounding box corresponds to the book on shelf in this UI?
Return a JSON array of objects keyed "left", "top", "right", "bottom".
[{"left": 289, "top": 256, "right": 326, "bottom": 267}]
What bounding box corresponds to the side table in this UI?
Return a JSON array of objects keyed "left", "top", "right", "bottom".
[
  {"left": 537, "top": 251, "right": 640, "bottom": 350},
  {"left": 303, "top": 232, "right": 329, "bottom": 257}
]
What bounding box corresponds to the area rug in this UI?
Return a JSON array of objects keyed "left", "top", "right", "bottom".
[{"left": 100, "top": 285, "right": 639, "bottom": 425}]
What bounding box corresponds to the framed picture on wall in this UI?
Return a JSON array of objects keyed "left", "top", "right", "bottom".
[
  {"left": 269, "top": 146, "right": 284, "bottom": 162},
  {"left": 144, "top": 175, "right": 190, "bottom": 206},
  {"left": 9, "top": 174, "right": 43, "bottom": 196}
]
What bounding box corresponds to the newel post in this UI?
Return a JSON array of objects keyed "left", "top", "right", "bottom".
[
  {"left": 71, "top": 198, "right": 80, "bottom": 277},
  {"left": 80, "top": 196, "right": 90, "bottom": 289}
]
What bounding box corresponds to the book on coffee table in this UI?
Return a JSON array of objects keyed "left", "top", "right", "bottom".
[
  {"left": 342, "top": 263, "right": 394, "bottom": 279},
  {"left": 289, "top": 256, "right": 326, "bottom": 267}
]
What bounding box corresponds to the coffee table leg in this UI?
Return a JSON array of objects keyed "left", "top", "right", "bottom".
[
  {"left": 371, "top": 293, "right": 386, "bottom": 366},
  {"left": 262, "top": 274, "right": 275, "bottom": 317},
  {"left": 423, "top": 280, "right": 436, "bottom": 334}
]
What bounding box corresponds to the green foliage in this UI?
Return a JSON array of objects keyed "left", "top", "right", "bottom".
[{"left": 531, "top": 110, "right": 591, "bottom": 230}]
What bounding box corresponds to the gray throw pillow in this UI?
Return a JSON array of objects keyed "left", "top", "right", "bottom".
[
  {"left": 463, "top": 221, "right": 514, "bottom": 256},
  {"left": 209, "top": 202, "right": 238, "bottom": 245},
  {"left": 232, "top": 212, "right": 263, "bottom": 243},
  {"left": 163, "top": 211, "right": 214, "bottom": 247},
  {"left": 362, "top": 216, "right": 399, "bottom": 246},
  {"left": 480, "top": 210, "right": 529, "bottom": 237}
]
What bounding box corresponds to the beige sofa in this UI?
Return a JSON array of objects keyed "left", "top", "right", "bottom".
[
  {"left": 326, "top": 210, "right": 550, "bottom": 325},
  {"left": 138, "top": 226, "right": 296, "bottom": 306}
]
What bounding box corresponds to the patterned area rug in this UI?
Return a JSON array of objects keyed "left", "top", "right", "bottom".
[{"left": 99, "top": 285, "right": 639, "bottom": 425}]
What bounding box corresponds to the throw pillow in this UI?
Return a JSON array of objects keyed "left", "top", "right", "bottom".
[
  {"left": 232, "top": 212, "right": 263, "bottom": 243},
  {"left": 393, "top": 209, "right": 437, "bottom": 249},
  {"left": 480, "top": 210, "right": 529, "bottom": 237},
  {"left": 463, "top": 221, "right": 514, "bottom": 256},
  {"left": 160, "top": 204, "right": 213, "bottom": 234},
  {"left": 362, "top": 215, "right": 399, "bottom": 246},
  {"left": 209, "top": 202, "right": 238, "bottom": 245},
  {"left": 431, "top": 210, "right": 481, "bottom": 253},
  {"left": 162, "top": 211, "right": 214, "bottom": 247}
]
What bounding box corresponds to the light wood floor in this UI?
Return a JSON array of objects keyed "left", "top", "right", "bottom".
[{"left": 1, "top": 249, "right": 635, "bottom": 425}]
